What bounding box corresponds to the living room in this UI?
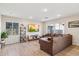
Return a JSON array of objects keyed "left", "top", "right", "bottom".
[{"left": 0, "top": 3, "right": 79, "bottom": 56}]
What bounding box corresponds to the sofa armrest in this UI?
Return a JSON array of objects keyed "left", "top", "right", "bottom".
[{"left": 39, "top": 38, "right": 53, "bottom": 55}]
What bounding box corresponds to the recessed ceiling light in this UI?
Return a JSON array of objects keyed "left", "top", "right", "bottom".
[
  {"left": 43, "top": 8, "right": 48, "bottom": 12},
  {"left": 57, "top": 14, "right": 61, "bottom": 17}
]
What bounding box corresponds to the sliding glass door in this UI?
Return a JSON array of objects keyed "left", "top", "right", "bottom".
[{"left": 6, "top": 22, "right": 19, "bottom": 44}]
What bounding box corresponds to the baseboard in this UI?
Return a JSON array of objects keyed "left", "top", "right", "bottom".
[
  {"left": 5, "top": 42, "right": 20, "bottom": 45},
  {"left": 72, "top": 43, "right": 79, "bottom": 46}
]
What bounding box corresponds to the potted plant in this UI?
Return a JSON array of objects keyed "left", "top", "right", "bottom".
[{"left": 1, "top": 32, "right": 8, "bottom": 41}]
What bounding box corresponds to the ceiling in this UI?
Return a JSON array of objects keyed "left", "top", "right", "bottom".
[{"left": 0, "top": 3, "right": 79, "bottom": 22}]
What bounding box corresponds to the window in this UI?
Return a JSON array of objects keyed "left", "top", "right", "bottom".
[
  {"left": 55, "top": 24, "right": 60, "bottom": 30},
  {"left": 6, "top": 22, "right": 12, "bottom": 35},
  {"left": 47, "top": 24, "right": 64, "bottom": 34},
  {"left": 6, "top": 22, "right": 19, "bottom": 35},
  {"left": 13, "top": 23, "right": 19, "bottom": 35},
  {"left": 48, "top": 26, "right": 54, "bottom": 33},
  {"left": 54, "top": 24, "right": 64, "bottom": 34}
]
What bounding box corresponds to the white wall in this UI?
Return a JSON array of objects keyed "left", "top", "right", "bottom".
[
  {"left": 44, "top": 15, "right": 79, "bottom": 46},
  {"left": 1, "top": 15, "right": 42, "bottom": 44}
]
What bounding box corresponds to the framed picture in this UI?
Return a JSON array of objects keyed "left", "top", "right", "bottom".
[
  {"left": 68, "top": 20, "right": 79, "bottom": 28},
  {"left": 28, "top": 24, "right": 39, "bottom": 32}
]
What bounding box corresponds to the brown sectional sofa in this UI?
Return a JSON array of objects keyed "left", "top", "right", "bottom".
[{"left": 39, "top": 34, "right": 72, "bottom": 55}]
